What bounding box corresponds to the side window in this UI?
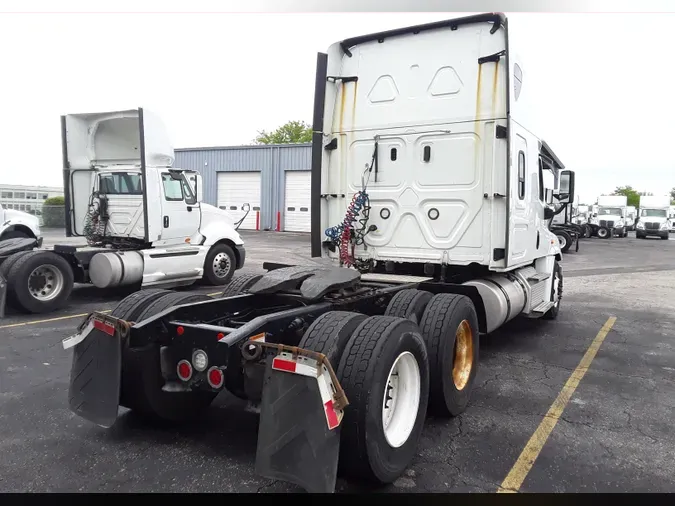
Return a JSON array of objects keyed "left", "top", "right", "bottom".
[
  {"left": 162, "top": 173, "right": 184, "bottom": 201},
  {"left": 518, "top": 151, "right": 526, "bottom": 200},
  {"left": 181, "top": 177, "right": 197, "bottom": 205}
]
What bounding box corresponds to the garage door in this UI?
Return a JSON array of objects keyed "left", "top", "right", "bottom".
[
  {"left": 284, "top": 171, "right": 311, "bottom": 232},
  {"left": 217, "top": 172, "right": 261, "bottom": 230}
]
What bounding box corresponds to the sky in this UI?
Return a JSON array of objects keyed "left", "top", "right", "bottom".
[{"left": 0, "top": 5, "right": 673, "bottom": 204}]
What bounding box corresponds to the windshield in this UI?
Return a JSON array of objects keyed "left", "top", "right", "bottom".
[
  {"left": 641, "top": 209, "right": 667, "bottom": 217},
  {"left": 598, "top": 207, "right": 622, "bottom": 216}
]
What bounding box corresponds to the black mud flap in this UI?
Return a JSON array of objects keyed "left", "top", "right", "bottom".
[
  {"left": 254, "top": 349, "right": 344, "bottom": 493},
  {"left": 64, "top": 313, "right": 126, "bottom": 428}
]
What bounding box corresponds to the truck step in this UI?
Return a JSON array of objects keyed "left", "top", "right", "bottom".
[
  {"left": 360, "top": 273, "right": 434, "bottom": 284},
  {"left": 527, "top": 272, "right": 550, "bottom": 282},
  {"left": 532, "top": 301, "right": 555, "bottom": 313}
]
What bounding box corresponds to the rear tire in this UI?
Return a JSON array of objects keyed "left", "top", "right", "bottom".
[
  {"left": 337, "top": 316, "right": 429, "bottom": 484},
  {"left": 418, "top": 293, "right": 480, "bottom": 417},
  {"left": 384, "top": 289, "right": 433, "bottom": 325},
  {"left": 220, "top": 273, "right": 262, "bottom": 298},
  {"left": 120, "top": 291, "right": 218, "bottom": 423},
  {"left": 556, "top": 231, "right": 572, "bottom": 253},
  {"left": 0, "top": 251, "right": 30, "bottom": 302},
  {"left": 299, "top": 311, "right": 367, "bottom": 364},
  {"left": 6, "top": 251, "right": 74, "bottom": 314},
  {"left": 203, "top": 243, "right": 236, "bottom": 286},
  {"left": 111, "top": 289, "right": 172, "bottom": 321}
]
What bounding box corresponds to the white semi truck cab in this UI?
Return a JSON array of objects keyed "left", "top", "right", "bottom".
[
  {"left": 625, "top": 205, "right": 637, "bottom": 231},
  {"left": 637, "top": 195, "right": 671, "bottom": 239},
  {"left": 63, "top": 13, "right": 576, "bottom": 494},
  {"left": 0, "top": 108, "right": 247, "bottom": 315},
  {"left": 592, "top": 195, "right": 628, "bottom": 238},
  {"left": 669, "top": 205, "right": 675, "bottom": 232}
]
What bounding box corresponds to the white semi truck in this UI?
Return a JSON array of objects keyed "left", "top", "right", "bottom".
[
  {"left": 0, "top": 108, "right": 247, "bottom": 316},
  {"left": 669, "top": 205, "right": 675, "bottom": 232},
  {"left": 636, "top": 195, "right": 671, "bottom": 239},
  {"left": 63, "top": 13, "right": 575, "bottom": 493},
  {"left": 625, "top": 205, "right": 637, "bottom": 231},
  {"left": 591, "top": 195, "right": 628, "bottom": 238},
  {"left": 0, "top": 205, "right": 42, "bottom": 242}
]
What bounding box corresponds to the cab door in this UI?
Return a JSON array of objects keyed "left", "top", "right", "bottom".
[{"left": 159, "top": 172, "right": 200, "bottom": 245}]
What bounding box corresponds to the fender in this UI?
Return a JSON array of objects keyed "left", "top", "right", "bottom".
[{"left": 0, "top": 213, "right": 41, "bottom": 239}]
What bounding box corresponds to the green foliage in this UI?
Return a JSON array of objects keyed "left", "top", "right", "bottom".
[
  {"left": 41, "top": 196, "right": 66, "bottom": 227},
  {"left": 670, "top": 187, "right": 675, "bottom": 204},
  {"left": 611, "top": 186, "right": 640, "bottom": 208},
  {"left": 254, "top": 120, "right": 312, "bottom": 145}
]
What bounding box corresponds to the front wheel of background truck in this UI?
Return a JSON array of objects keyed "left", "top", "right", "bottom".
[
  {"left": 596, "top": 226, "right": 610, "bottom": 239},
  {"left": 119, "top": 292, "right": 218, "bottom": 424},
  {"left": 337, "top": 316, "right": 429, "bottom": 484},
  {"left": 418, "top": 293, "right": 480, "bottom": 418},
  {"left": 543, "top": 261, "right": 563, "bottom": 320},
  {"left": 203, "top": 243, "right": 236, "bottom": 286},
  {"left": 6, "top": 250, "right": 74, "bottom": 314},
  {"left": 556, "top": 231, "right": 572, "bottom": 253}
]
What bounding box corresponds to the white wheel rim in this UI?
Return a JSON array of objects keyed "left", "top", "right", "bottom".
[
  {"left": 28, "top": 264, "right": 64, "bottom": 301},
  {"left": 382, "top": 351, "right": 421, "bottom": 448},
  {"left": 557, "top": 235, "right": 567, "bottom": 248}
]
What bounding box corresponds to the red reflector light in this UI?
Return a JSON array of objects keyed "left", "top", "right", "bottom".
[
  {"left": 176, "top": 326, "right": 185, "bottom": 336},
  {"left": 177, "top": 360, "right": 192, "bottom": 381},
  {"left": 217, "top": 332, "right": 225, "bottom": 340},
  {"left": 93, "top": 319, "right": 115, "bottom": 336},
  {"left": 207, "top": 367, "right": 224, "bottom": 389}
]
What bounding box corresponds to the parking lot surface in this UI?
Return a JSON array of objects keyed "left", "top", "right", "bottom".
[{"left": 1, "top": 230, "right": 674, "bottom": 492}]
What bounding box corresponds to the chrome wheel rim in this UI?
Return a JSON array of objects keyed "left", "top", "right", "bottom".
[
  {"left": 28, "top": 265, "right": 64, "bottom": 301},
  {"left": 212, "top": 252, "right": 232, "bottom": 278}
]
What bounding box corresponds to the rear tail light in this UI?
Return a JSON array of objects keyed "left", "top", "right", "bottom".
[
  {"left": 207, "top": 366, "right": 224, "bottom": 389},
  {"left": 177, "top": 360, "right": 193, "bottom": 381}
]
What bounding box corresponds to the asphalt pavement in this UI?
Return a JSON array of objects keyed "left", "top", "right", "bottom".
[{"left": 1, "top": 230, "right": 674, "bottom": 492}]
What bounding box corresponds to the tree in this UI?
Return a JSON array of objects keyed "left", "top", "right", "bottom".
[
  {"left": 254, "top": 120, "right": 312, "bottom": 145},
  {"left": 42, "top": 196, "right": 66, "bottom": 228},
  {"left": 670, "top": 187, "right": 675, "bottom": 204},
  {"left": 611, "top": 186, "right": 640, "bottom": 208}
]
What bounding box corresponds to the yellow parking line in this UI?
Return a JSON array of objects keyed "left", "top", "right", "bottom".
[
  {"left": 207, "top": 292, "right": 223, "bottom": 297},
  {"left": 497, "top": 316, "right": 617, "bottom": 493},
  {"left": 0, "top": 310, "right": 113, "bottom": 330}
]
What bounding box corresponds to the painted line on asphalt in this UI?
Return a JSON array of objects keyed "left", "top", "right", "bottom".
[
  {"left": 0, "top": 310, "right": 112, "bottom": 329},
  {"left": 497, "top": 316, "right": 617, "bottom": 493}
]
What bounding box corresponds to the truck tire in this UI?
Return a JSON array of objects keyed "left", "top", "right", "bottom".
[
  {"left": 111, "top": 288, "right": 172, "bottom": 322},
  {"left": 0, "top": 251, "right": 29, "bottom": 285},
  {"left": 596, "top": 226, "right": 610, "bottom": 239},
  {"left": 1, "top": 230, "right": 30, "bottom": 240},
  {"left": 220, "top": 273, "right": 262, "bottom": 298},
  {"left": 418, "top": 293, "right": 479, "bottom": 417},
  {"left": 556, "top": 231, "right": 572, "bottom": 253},
  {"left": 120, "top": 291, "right": 217, "bottom": 423},
  {"left": 203, "top": 243, "right": 236, "bottom": 286},
  {"left": 6, "top": 250, "right": 74, "bottom": 314},
  {"left": 298, "top": 311, "right": 367, "bottom": 365},
  {"left": 583, "top": 225, "right": 592, "bottom": 238},
  {"left": 336, "top": 316, "right": 429, "bottom": 484},
  {"left": 384, "top": 289, "right": 433, "bottom": 325},
  {"left": 543, "top": 261, "right": 563, "bottom": 320}
]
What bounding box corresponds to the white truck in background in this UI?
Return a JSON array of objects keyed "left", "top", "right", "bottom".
[
  {"left": 0, "top": 108, "right": 247, "bottom": 316},
  {"left": 63, "top": 13, "right": 576, "bottom": 493},
  {"left": 0, "top": 205, "right": 42, "bottom": 242},
  {"left": 636, "top": 195, "right": 671, "bottom": 239},
  {"left": 625, "top": 205, "right": 637, "bottom": 231},
  {"left": 591, "top": 195, "right": 628, "bottom": 238},
  {"left": 669, "top": 205, "right": 675, "bottom": 232}
]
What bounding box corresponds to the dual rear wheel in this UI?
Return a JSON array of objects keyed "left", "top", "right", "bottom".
[{"left": 298, "top": 289, "right": 480, "bottom": 485}]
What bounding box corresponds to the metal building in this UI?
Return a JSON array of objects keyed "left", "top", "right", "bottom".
[{"left": 173, "top": 143, "right": 312, "bottom": 232}]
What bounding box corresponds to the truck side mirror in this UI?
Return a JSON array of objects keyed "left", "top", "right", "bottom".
[
  {"left": 544, "top": 207, "right": 554, "bottom": 220},
  {"left": 556, "top": 170, "right": 575, "bottom": 204}
]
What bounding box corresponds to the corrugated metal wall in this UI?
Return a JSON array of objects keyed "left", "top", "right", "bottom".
[{"left": 173, "top": 143, "right": 311, "bottom": 231}]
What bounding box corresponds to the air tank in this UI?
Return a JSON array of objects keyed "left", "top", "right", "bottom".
[{"left": 89, "top": 251, "right": 144, "bottom": 289}]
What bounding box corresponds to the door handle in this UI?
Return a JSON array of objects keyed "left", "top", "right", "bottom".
[
  {"left": 187, "top": 206, "right": 192, "bottom": 212},
  {"left": 163, "top": 216, "right": 169, "bottom": 228}
]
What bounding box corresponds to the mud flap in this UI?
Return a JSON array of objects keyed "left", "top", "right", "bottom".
[
  {"left": 63, "top": 313, "right": 128, "bottom": 428},
  {"left": 254, "top": 349, "right": 346, "bottom": 493}
]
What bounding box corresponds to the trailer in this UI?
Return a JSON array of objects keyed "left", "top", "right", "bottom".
[
  {"left": 62, "top": 13, "right": 575, "bottom": 493},
  {"left": 0, "top": 109, "right": 247, "bottom": 317}
]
